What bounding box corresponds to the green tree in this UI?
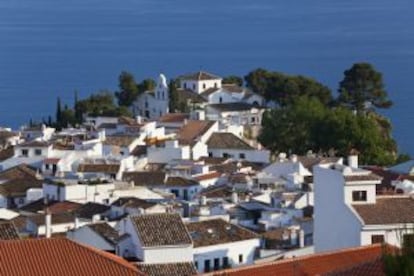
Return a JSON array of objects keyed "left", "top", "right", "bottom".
[
  {"left": 222, "top": 75, "right": 243, "bottom": 86},
  {"left": 115, "top": 71, "right": 139, "bottom": 106},
  {"left": 137, "top": 78, "right": 156, "bottom": 93},
  {"left": 74, "top": 90, "right": 83, "bottom": 124},
  {"left": 56, "top": 97, "right": 62, "bottom": 127},
  {"left": 259, "top": 97, "right": 397, "bottom": 166},
  {"left": 337, "top": 62, "right": 392, "bottom": 113},
  {"left": 168, "top": 79, "right": 179, "bottom": 113},
  {"left": 245, "top": 68, "right": 332, "bottom": 106}
]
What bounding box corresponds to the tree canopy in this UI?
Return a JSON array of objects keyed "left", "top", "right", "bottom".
[
  {"left": 259, "top": 97, "right": 396, "bottom": 165},
  {"left": 115, "top": 71, "right": 139, "bottom": 107},
  {"left": 244, "top": 68, "right": 332, "bottom": 106},
  {"left": 337, "top": 62, "right": 392, "bottom": 112},
  {"left": 222, "top": 75, "right": 243, "bottom": 86}
]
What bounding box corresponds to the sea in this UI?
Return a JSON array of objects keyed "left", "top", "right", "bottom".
[{"left": 0, "top": 0, "right": 413, "bottom": 155}]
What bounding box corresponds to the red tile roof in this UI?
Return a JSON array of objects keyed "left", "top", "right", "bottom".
[
  {"left": 0, "top": 238, "right": 142, "bottom": 276},
  {"left": 209, "top": 244, "right": 387, "bottom": 276},
  {"left": 194, "top": 171, "right": 221, "bottom": 181}
]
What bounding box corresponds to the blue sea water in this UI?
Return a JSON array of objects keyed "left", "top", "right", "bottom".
[{"left": 0, "top": 0, "right": 413, "bottom": 154}]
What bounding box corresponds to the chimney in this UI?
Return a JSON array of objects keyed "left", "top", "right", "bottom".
[
  {"left": 231, "top": 192, "right": 239, "bottom": 204},
  {"left": 74, "top": 217, "right": 80, "bottom": 229},
  {"left": 348, "top": 149, "right": 359, "bottom": 168},
  {"left": 299, "top": 229, "right": 305, "bottom": 248},
  {"left": 290, "top": 154, "right": 298, "bottom": 163},
  {"left": 200, "top": 196, "right": 207, "bottom": 206},
  {"left": 45, "top": 209, "right": 52, "bottom": 238}
]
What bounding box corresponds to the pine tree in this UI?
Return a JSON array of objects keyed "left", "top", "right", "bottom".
[{"left": 56, "top": 97, "right": 62, "bottom": 129}]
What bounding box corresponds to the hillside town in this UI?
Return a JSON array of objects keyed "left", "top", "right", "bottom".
[{"left": 1, "top": 71, "right": 413, "bottom": 275}]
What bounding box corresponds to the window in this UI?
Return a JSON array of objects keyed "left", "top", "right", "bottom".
[
  {"left": 184, "top": 83, "right": 187, "bottom": 89},
  {"left": 239, "top": 153, "right": 246, "bottom": 159},
  {"left": 214, "top": 82, "right": 218, "bottom": 88},
  {"left": 223, "top": 257, "right": 229, "bottom": 268},
  {"left": 403, "top": 234, "right": 414, "bottom": 255},
  {"left": 223, "top": 153, "right": 229, "bottom": 158},
  {"left": 219, "top": 97, "right": 223, "bottom": 103},
  {"left": 21, "top": 149, "right": 28, "bottom": 157},
  {"left": 251, "top": 117, "right": 256, "bottom": 123},
  {"left": 204, "top": 260, "right": 211, "bottom": 272},
  {"left": 203, "top": 83, "right": 206, "bottom": 89},
  {"left": 371, "top": 235, "right": 385, "bottom": 244},
  {"left": 45, "top": 164, "right": 50, "bottom": 170},
  {"left": 214, "top": 258, "right": 220, "bottom": 270},
  {"left": 208, "top": 152, "right": 213, "bottom": 157},
  {"left": 352, "top": 190, "right": 367, "bottom": 201},
  {"left": 194, "top": 261, "right": 198, "bottom": 270},
  {"left": 239, "top": 254, "right": 243, "bottom": 263},
  {"left": 35, "top": 149, "right": 42, "bottom": 156}
]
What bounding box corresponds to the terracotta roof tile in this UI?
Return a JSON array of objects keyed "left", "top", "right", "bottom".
[
  {"left": 0, "top": 221, "right": 20, "bottom": 240},
  {"left": 112, "top": 197, "right": 157, "bottom": 209},
  {"left": 74, "top": 202, "right": 110, "bottom": 219},
  {"left": 344, "top": 173, "right": 382, "bottom": 182},
  {"left": 0, "top": 238, "right": 142, "bottom": 276},
  {"left": 177, "top": 120, "right": 216, "bottom": 146},
  {"left": 78, "top": 164, "right": 120, "bottom": 174},
  {"left": 180, "top": 71, "right": 221, "bottom": 81},
  {"left": 207, "top": 132, "right": 253, "bottom": 150},
  {"left": 325, "top": 257, "right": 385, "bottom": 276},
  {"left": 352, "top": 196, "right": 414, "bottom": 225},
  {"left": 210, "top": 244, "right": 387, "bottom": 276},
  {"left": 186, "top": 219, "right": 258, "bottom": 247},
  {"left": 138, "top": 262, "right": 197, "bottom": 276},
  {"left": 130, "top": 213, "right": 192, "bottom": 247},
  {"left": 122, "top": 171, "right": 166, "bottom": 186},
  {"left": 159, "top": 113, "right": 189, "bottom": 123},
  {"left": 165, "top": 176, "right": 199, "bottom": 187},
  {"left": 194, "top": 171, "right": 221, "bottom": 181},
  {"left": 103, "top": 135, "right": 138, "bottom": 147}
]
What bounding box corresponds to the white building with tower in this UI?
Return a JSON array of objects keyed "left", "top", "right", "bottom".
[{"left": 133, "top": 74, "right": 169, "bottom": 120}]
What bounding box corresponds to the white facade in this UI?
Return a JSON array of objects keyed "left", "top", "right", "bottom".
[
  {"left": 208, "top": 148, "right": 270, "bottom": 163},
  {"left": 133, "top": 74, "right": 169, "bottom": 119},
  {"left": 180, "top": 79, "right": 222, "bottom": 94},
  {"left": 67, "top": 225, "right": 116, "bottom": 251},
  {"left": 118, "top": 217, "right": 193, "bottom": 264},
  {"left": 193, "top": 239, "right": 260, "bottom": 273},
  {"left": 147, "top": 140, "right": 191, "bottom": 163}
]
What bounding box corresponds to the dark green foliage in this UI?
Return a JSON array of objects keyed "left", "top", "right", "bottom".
[
  {"left": 382, "top": 235, "right": 414, "bottom": 276},
  {"left": 259, "top": 97, "right": 397, "bottom": 165},
  {"left": 222, "top": 75, "right": 243, "bottom": 86},
  {"left": 168, "top": 79, "right": 179, "bottom": 113},
  {"left": 56, "top": 97, "right": 62, "bottom": 125},
  {"left": 337, "top": 63, "right": 392, "bottom": 112},
  {"left": 396, "top": 154, "right": 411, "bottom": 164},
  {"left": 76, "top": 91, "right": 131, "bottom": 117},
  {"left": 137, "top": 78, "right": 156, "bottom": 94},
  {"left": 244, "top": 68, "right": 332, "bottom": 106},
  {"left": 115, "top": 71, "right": 139, "bottom": 107}
]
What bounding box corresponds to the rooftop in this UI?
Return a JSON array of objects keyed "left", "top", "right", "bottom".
[
  {"left": 209, "top": 244, "right": 387, "bottom": 276},
  {"left": 130, "top": 213, "right": 192, "bottom": 247},
  {"left": 186, "top": 219, "right": 258, "bottom": 247},
  {"left": 138, "top": 262, "right": 197, "bottom": 276},
  {"left": 180, "top": 71, "right": 221, "bottom": 81},
  {"left": 87, "top": 223, "right": 120, "bottom": 246},
  {"left": 0, "top": 221, "right": 20, "bottom": 240},
  {"left": 207, "top": 132, "right": 254, "bottom": 150},
  {"left": 112, "top": 197, "right": 157, "bottom": 209},
  {"left": 0, "top": 238, "right": 141, "bottom": 276},
  {"left": 177, "top": 120, "right": 216, "bottom": 146},
  {"left": 352, "top": 196, "right": 414, "bottom": 225}
]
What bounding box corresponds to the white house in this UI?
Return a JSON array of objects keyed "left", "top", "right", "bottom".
[
  {"left": 186, "top": 218, "right": 260, "bottom": 273},
  {"left": 314, "top": 156, "right": 414, "bottom": 253},
  {"left": 133, "top": 74, "right": 169, "bottom": 119},
  {"left": 207, "top": 132, "right": 270, "bottom": 163},
  {"left": 117, "top": 213, "right": 193, "bottom": 263},
  {"left": 67, "top": 222, "right": 119, "bottom": 252}
]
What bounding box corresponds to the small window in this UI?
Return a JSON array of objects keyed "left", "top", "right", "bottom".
[
  {"left": 194, "top": 261, "right": 198, "bottom": 270},
  {"left": 223, "top": 153, "right": 229, "bottom": 158},
  {"left": 35, "top": 149, "right": 42, "bottom": 156},
  {"left": 223, "top": 257, "right": 229, "bottom": 268},
  {"left": 184, "top": 83, "right": 187, "bottom": 89},
  {"left": 219, "top": 97, "right": 223, "bottom": 103},
  {"left": 371, "top": 235, "right": 385, "bottom": 244},
  {"left": 214, "top": 258, "right": 220, "bottom": 270},
  {"left": 208, "top": 152, "right": 213, "bottom": 157},
  {"left": 239, "top": 153, "right": 246, "bottom": 159},
  {"left": 214, "top": 82, "right": 218, "bottom": 88},
  {"left": 21, "top": 149, "right": 28, "bottom": 157},
  {"left": 239, "top": 254, "right": 243, "bottom": 263},
  {"left": 45, "top": 164, "right": 50, "bottom": 170},
  {"left": 204, "top": 260, "right": 211, "bottom": 272},
  {"left": 203, "top": 83, "right": 206, "bottom": 89},
  {"left": 352, "top": 190, "right": 367, "bottom": 201},
  {"left": 251, "top": 117, "right": 256, "bottom": 123}
]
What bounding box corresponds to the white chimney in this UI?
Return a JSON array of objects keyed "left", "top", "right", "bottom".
[
  {"left": 348, "top": 154, "right": 358, "bottom": 168},
  {"left": 231, "top": 192, "right": 239, "bottom": 204},
  {"left": 290, "top": 154, "right": 298, "bottom": 163},
  {"left": 74, "top": 217, "right": 80, "bottom": 229},
  {"left": 45, "top": 210, "right": 52, "bottom": 238},
  {"left": 200, "top": 196, "right": 207, "bottom": 206},
  {"left": 299, "top": 229, "right": 305, "bottom": 248}
]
